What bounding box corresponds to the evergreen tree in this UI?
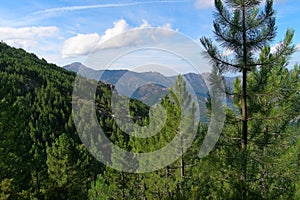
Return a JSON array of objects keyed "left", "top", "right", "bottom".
[
  {"left": 200, "top": 0, "right": 298, "bottom": 197},
  {"left": 88, "top": 174, "right": 109, "bottom": 200},
  {"left": 46, "top": 133, "right": 88, "bottom": 199},
  {"left": 245, "top": 42, "right": 300, "bottom": 198}
]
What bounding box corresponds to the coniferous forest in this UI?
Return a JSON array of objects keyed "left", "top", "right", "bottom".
[{"left": 1, "top": 0, "right": 300, "bottom": 199}]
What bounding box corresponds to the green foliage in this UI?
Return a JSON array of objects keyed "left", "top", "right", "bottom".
[
  {"left": 0, "top": 42, "right": 109, "bottom": 199},
  {"left": 88, "top": 174, "right": 109, "bottom": 200},
  {"left": 46, "top": 134, "right": 87, "bottom": 199},
  {"left": 0, "top": 178, "right": 15, "bottom": 200}
]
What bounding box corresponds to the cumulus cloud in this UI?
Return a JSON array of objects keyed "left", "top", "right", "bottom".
[
  {"left": 62, "top": 19, "right": 177, "bottom": 58},
  {"left": 296, "top": 43, "right": 300, "bottom": 51},
  {"left": 100, "top": 19, "right": 131, "bottom": 42},
  {"left": 61, "top": 33, "right": 101, "bottom": 58},
  {"left": 0, "top": 26, "right": 59, "bottom": 49},
  {"left": 194, "top": 0, "right": 214, "bottom": 9}
]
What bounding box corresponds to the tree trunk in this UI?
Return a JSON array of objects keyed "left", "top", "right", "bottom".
[
  {"left": 241, "top": 2, "right": 248, "bottom": 197},
  {"left": 165, "top": 166, "right": 170, "bottom": 197},
  {"left": 180, "top": 154, "right": 184, "bottom": 180},
  {"left": 262, "top": 125, "right": 269, "bottom": 198},
  {"left": 241, "top": 68, "right": 248, "bottom": 181},
  {"left": 180, "top": 149, "right": 184, "bottom": 197},
  {"left": 121, "top": 173, "right": 125, "bottom": 199}
]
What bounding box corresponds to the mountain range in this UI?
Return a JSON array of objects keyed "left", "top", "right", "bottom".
[
  {"left": 65, "top": 62, "right": 221, "bottom": 102},
  {"left": 64, "top": 62, "right": 236, "bottom": 118}
]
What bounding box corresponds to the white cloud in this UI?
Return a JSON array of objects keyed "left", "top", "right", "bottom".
[
  {"left": 194, "top": 0, "right": 214, "bottom": 9},
  {"left": 0, "top": 26, "right": 59, "bottom": 49},
  {"left": 270, "top": 42, "right": 300, "bottom": 55},
  {"left": 100, "top": 19, "right": 130, "bottom": 42},
  {"left": 62, "top": 19, "right": 177, "bottom": 58},
  {"left": 33, "top": 1, "right": 186, "bottom": 16},
  {"left": 270, "top": 43, "right": 282, "bottom": 54},
  {"left": 222, "top": 48, "right": 234, "bottom": 57},
  {"left": 296, "top": 43, "right": 300, "bottom": 51},
  {"left": 33, "top": 3, "right": 141, "bottom": 16},
  {"left": 61, "top": 33, "right": 101, "bottom": 58}
]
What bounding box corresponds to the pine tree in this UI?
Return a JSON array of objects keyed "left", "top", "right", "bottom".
[
  {"left": 88, "top": 174, "right": 109, "bottom": 200},
  {"left": 200, "top": 0, "right": 298, "bottom": 199},
  {"left": 245, "top": 40, "right": 300, "bottom": 198},
  {"left": 46, "top": 133, "right": 88, "bottom": 199},
  {"left": 200, "top": 0, "right": 296, "bottom": 196},
  {"left": 124, "top": 75, "right": 200, "bottom": 199}
]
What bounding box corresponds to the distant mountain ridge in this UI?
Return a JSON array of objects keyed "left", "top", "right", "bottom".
[{"left": 63, "top": 62, "right": 212, "bottom": 107}]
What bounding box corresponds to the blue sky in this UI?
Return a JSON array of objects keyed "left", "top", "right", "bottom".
[{"left": 0, "top": 0, "right": 300, "bottom": 75}]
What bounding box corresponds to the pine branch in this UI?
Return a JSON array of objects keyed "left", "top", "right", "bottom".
[{"left": 200, "top": 37, "right": 242, "bottom": 70}]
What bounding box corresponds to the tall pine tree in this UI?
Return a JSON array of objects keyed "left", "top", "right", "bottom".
[{"left": 201, "top": 0, "right": 299, "bottom": 198}]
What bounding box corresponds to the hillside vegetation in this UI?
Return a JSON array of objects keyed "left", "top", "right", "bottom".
[{"left": 0, "top": 34, "right": 300, "bottom": 200}]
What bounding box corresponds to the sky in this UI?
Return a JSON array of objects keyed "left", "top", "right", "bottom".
[{"left": 0, "top": 0, "right": 300, "bottom": 75}]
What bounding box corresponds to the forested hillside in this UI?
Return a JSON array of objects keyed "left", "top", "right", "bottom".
[{"left": 0, "top": 42, "right": 151, "bottom": 199}]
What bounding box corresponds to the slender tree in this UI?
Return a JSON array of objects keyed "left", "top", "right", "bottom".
[
  {"left": 201, "top": 0, "right": 279, "bottom": 192},
  {"left": 201, "top": 0, "right": 299, "bottom": 197}
]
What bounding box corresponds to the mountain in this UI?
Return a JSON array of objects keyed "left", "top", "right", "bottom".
[
  {"left": 63, "top": 62, "right": 210, "bottom": 107},
  {"left": 63, "top": 62, "right": 239, "bottom": 118},
  {"left": 131, "top": 83, "right": 169, "bottom": 105}
]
